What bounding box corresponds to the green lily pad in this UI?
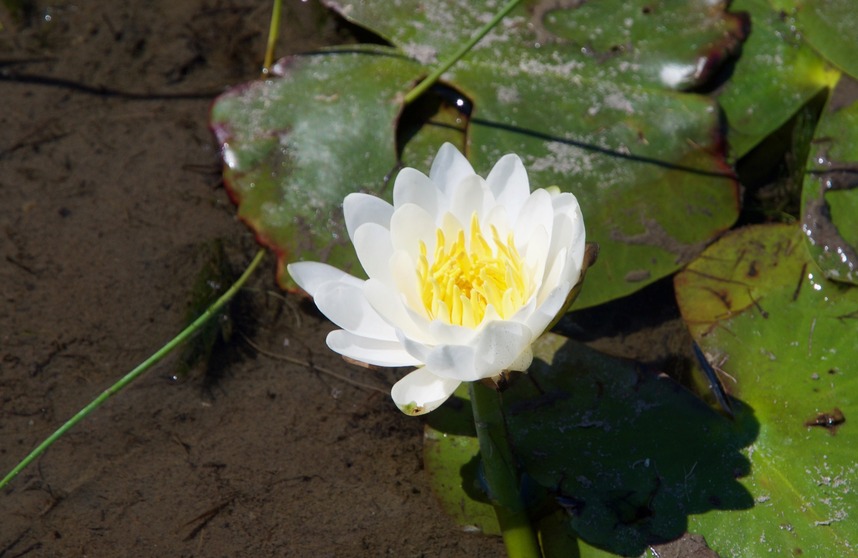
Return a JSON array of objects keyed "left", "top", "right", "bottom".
[
  {"left": 423, "top": 385, "right": 501, "bottom": 536},
  {"left": 209, "top": 46, "right": 423, "bottom": 282},
  {"left": 674, "top": 223, "right": 858, "bottom": 556},
  {"left": 800, "top": 75, "right": 858, "bottom": 285},
  {"left": 772, "top": 0, "right": 858, "bottom": 78},
  {"left": 329, "top": 0, "right": 745, "bottom": 90},
  {"left": 213, "top": 0, "right": 742, "bottom": 308},
  {"left": 718, "top": 0, "right": 839, "bottom": 158},
  {"left": 504, "top": 333, "right": 755, "bottom": 557}
]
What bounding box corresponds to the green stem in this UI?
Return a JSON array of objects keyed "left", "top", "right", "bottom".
[
  {"left": 469, "top": 381, "right": 542, "bottom": 558},
  {"left": 0, "top": 249, "right": 267, "bottom": 491},
  {"left": 262, "top": 0, "right": 282, "bottom": 73},
  {"left": 403, "top": 0, "right": 522, "bottom": 105}
]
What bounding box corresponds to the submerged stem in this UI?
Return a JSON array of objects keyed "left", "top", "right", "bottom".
[
  {"left": 0, "top": 249, "right": 267, "bottom": 491},
  {"left": 403, "top": 0, "right": 522, "bottom": 105},
  {"left": 469, "top": 381, "right": 542, "bottom": 558}
]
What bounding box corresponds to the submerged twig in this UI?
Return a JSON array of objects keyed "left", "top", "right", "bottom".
[{"left": 239, "top": 332, "right": 388, "bottom": 394}]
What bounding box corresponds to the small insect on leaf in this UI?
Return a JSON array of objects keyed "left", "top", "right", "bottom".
[{"left": 803, "top": 407, "right": 846, "bottom": 435}]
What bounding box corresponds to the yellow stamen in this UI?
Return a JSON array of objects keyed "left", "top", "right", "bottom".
[{"left": 417, "top": 213, "right": 531, "bottom": 327}]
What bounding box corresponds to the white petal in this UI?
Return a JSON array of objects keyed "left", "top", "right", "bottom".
[
  {"left": 343, "top": 193, "right": 393, "bottom": 243},
  {"left": 391, "top": 368, "right": 461, "bottom": 415},
  {"left": 326, "top": 330, "right": 421, "bottom": 367},
  {"left": 390, "top": 203, "right": 437, "bottom": 258},
  {"left": 438, "top": 212, "right": 465, "bottom": 245},
  {"left": 546, "top": 212, "right": 576, "bottom": 271},
  {"left": 486, "top": 153, "right": 530, "bottom": 221},
  {"left": 422, "top": 320, "right": 534, "bottom": 382},
  {"left": 287, "top": 261, "right": 363, "bottom": 297},
  {"left": 397, "top": 289, "right": 523, "bottom": 350},
  {"left": 536, "top": 194, "right": 584, "bottom": 310},
  {"left": 508, "top": 295, "right": 537, "bottom": 331},
  {"left": 389, "top": 251, "right": 427, "bottom": 321},
  {"left": 482, "top": 204, "right": 513, "bottom": 239},
  {"left": 449, "top": 175, "right": 488, "bottom": 226},
  {"left": 469, "top": 321, "right": 534, "bottom": 378},
  {"left": 508, "top": 345, "right": 533, "bottom": 372},
  {"left": 392, "top": 168, "right": 441, "bottom": 215},
  {"left": 429, "top": 143, "right": 475, "bottom": 196},
  {"left": 523, "top": 224, "right": 550, "bottom": 287},
  {"left": 352, "top": 222, "right": 394, "bottom": 285},
  {"left": 539, "top": 247, "right": 568, "bottom": 302},
  {"left": 566, "top": 240, "right": 585, "bottom": 287},
  {"left": 423, "top": 343, "right": 477, "bottom": 380},
  {"left": 547, "top": 193, "right": 585, "bottom": 281},
  {"left": 365, "top": 277, "right": 429, "bottom": 342},
  {"left": 556, "top": 230, "right": 585, "bottom": 293},
  {"left": 398, "top": 304, "right": 478, "bottom": 346},
  {"left": 550, "top": 191, "right": 582, "bottom": 218},
  {"left": 565, "top": 216, "right": 586, "bottom": 284},
  {"left": 397, "top": 329, "right": 433, "bottom": 364},
  {"left": 427, "top": 319, "right": 478, "bottom": 346},
  {"left": 314, "top": 281, "right": 397, "bottom": 341},
  {"left": 524, "top": 281, "right": 571, "bottom": 336},
  {"left": 477, "top": 322, "right": 535, "bottom": 378},
  {"left": 514, "top": 189, "right": 554, "bottom": 254}
]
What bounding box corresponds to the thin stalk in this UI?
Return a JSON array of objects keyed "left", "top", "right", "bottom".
[
  {"left": 403, "top": 0, "right": 522, "bottom": 105},
  {"left": 0, "top": 249, "right": 267, "bottom": 491},
  {"left": 469, "top": 381, "right": 542, "bottom": 558},
  {"left": 262, "top": 0, "right": 283, "bottom": 73}
]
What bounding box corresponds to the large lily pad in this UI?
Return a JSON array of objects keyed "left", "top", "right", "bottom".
[
  {"left": 718, "top": 0, "right": 839, "bottom": 158},
  {"left": 211, "top": 0, "right": 743, "bottom": 309},
  {"left": 674, "top": 223, "right": 858, "bottom": 556},
  {"left": 800, "top": 75, "right": 858, "bottom": 285}
]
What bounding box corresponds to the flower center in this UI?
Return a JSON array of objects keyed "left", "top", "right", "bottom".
[{"left": 417, "top": 213, "right": 530, "bottom": 327}]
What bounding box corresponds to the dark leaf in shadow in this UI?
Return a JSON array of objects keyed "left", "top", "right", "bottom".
[{"left": 504, "top": 334, "right": 757, "bottom": 556}]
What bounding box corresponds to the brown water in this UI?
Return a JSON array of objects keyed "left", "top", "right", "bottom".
[{"left": 0, "top": 2, "right": 506, "bottom": 555}]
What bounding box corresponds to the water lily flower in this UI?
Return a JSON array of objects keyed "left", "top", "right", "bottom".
[{"left": 288, "top": 143, "right": 586, "bottom": 415}]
